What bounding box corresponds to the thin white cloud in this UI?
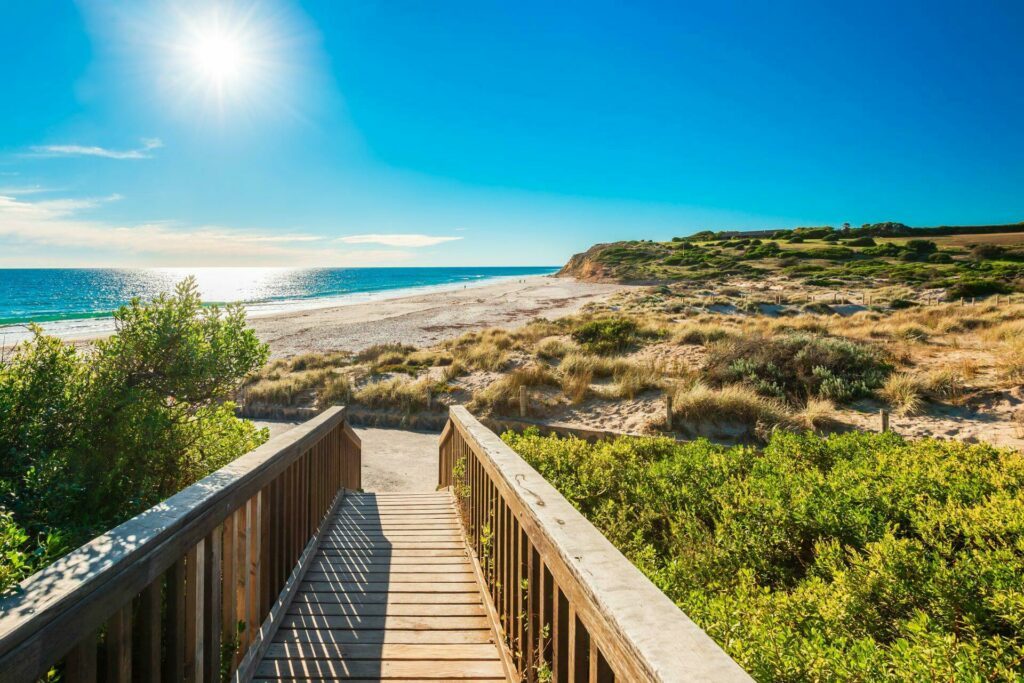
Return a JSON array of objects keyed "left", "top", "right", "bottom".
[
  {"left": 0, "top": 193, "right": 414, "bottom": 267},
  {"left": 337, "top": 234, "right": 462, "bottom": 247},
  {"left": 0, "top": 185, "right": 55, "bottom": 196},
  {"left": 30, "top": 138, "right": 164, "bottom": 160}
]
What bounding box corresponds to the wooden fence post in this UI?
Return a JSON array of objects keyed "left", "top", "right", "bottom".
[
  {"left": 665, "top": 395, "right": 673, "bottom": 432},
  {"left": 880, "top": 409, "right": 890, "bottom": 433},
  {"left": 519, "top": 386, "right": 528, "bottom": 418}
]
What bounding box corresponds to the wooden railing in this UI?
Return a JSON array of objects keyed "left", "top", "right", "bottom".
[
  {"left": 0, "top": 406, "right": 360, "bottom": 683},
  {"left": 439, "top": 406, "right": 751, "bottom": 683}
]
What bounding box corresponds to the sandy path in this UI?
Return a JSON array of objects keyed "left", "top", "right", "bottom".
[
  {"left": 353, "top": 428, "right": 440, "bottom": 492},
  {"left": 253, "top": 421, "right": 440, "bottom": 492},
  {"left": 249, "top": 276, "right": 626, "bottom": 357}
]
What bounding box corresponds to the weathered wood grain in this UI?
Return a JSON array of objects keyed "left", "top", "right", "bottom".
[{"left": 252, "top": 493, "right": 509, "bottom": 681}]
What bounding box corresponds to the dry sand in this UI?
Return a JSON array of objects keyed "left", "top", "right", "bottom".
[
  {"left": 253, "top": 421, "right": 440, "bottom": 492},
  {"left": 250, "top": 275, "right": 627, "bottom": 357}
]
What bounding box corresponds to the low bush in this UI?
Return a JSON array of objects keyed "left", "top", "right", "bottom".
[
  {"left": 703, "top": 333, "right": 891, "bottom": 404},
  {"left": 946, "top": 278, "right": 1012, "bottom": 301},
  {"left": 570, "top": 317, "right": 639, "bottom": 355},
  {"left": 904, "top": 239, "right": 938, "bottom": 254},
  {"left": 502, "top": 429, "right": 1024, "bottom": 680}
]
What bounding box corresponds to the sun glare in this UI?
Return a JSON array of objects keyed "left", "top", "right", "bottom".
[
  {"left": 191, "top": 29, "right": 246, "bottom": 86},
  {"left": 165, "top": 4, "right": 283, "bottom": 115},
  {"left": 151, "top": 1, "right": 310, "bottom": 121}
]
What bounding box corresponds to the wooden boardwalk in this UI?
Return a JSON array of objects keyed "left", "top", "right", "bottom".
[
  {"left": 0, "top": 408, "right": 748, "bottom": 683},
  {"left": 253, "top": 491, "right": 509, "bottom": 681}
]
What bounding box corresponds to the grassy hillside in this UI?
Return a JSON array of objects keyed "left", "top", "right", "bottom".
[{"left": 560, "top": 225, "right": 1024, "bottom": 298}]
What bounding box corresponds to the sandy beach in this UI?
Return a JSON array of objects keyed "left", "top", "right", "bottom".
[
  {"left": 0, "top": 275, "right": 628, "bottom": 357},
  {"left": 250, "top": 275, "right": 628, "bottom": 357}
]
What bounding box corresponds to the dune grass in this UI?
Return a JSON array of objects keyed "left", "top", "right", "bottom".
[
  {"left": 671, "top": 381, "right": 791, "bottom": 428},
  {"left": 353, "top": 376, "right": 433, "bottom": 413},
  {"left": 469, "top": 364, "right": 560, "bottom": 412},
  {"left": 242, "top": 368, "right": 334, "bottom": 406},
  {"left": 879, "top": 372, "right": 925, "bottom": 416}
]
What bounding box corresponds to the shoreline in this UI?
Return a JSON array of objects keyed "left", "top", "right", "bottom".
[
  {"left": 0, "top": 271, "right": 560, "bottom": 347},
  {"left": 2, "top": 275, "right": 630, "bottom": 357}
]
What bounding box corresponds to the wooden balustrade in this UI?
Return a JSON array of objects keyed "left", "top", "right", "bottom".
[
  {"left": 439, "top": 406, "right": 751, "bottom": 683},
  {"left": 0, "top": 406, "right": 361, "bottom": 683}
]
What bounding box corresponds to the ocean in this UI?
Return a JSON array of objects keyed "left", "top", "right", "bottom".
[{"left": 0, "top": 267, "right": 558, "bottom": 344}]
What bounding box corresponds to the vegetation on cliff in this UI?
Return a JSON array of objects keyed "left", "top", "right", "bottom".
[{"left": 558, "top": 225, "right": 1024, "bottom": 296}]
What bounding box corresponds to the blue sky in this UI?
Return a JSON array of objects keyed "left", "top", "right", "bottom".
[{"left": 1, "top": 1, "right": 1022, "bottom": 267}]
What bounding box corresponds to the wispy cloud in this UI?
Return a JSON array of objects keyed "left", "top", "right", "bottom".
[
  {"left": 0, "top": 192, "right": 415, "bottom": 267},
  {"left": 29, "top": 138, "right": 164, "bottom": 160},
  {"left": 0, "top": 185, "right": 55, "bottom": 196},
  {"left": 338, "top": 234, "right": 462, "bottom": 247}
]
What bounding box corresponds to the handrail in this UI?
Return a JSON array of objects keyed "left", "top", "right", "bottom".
[
  {"left": 0, "top": 406, "right": 361, "bottom": 683},
  {"left": 439, "top": 406, "right": 751, "bottom": 682}
]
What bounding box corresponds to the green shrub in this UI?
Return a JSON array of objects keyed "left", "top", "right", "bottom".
[
  {"left": 846, "top": 236, "right": 877, "bottom": 247},
  {"left": 0, "top": 279, "right": 268, "bottom": 592},
  {"left": 570, "top": 317, "right": 639, "bottom": 355},
  {"left": 946, "top": 278, "right": 1012, "bottom": 301},
  {"left": 814, "top": 246, "right": 857, "bottom": 260},
  {"left": 703, "top": 333, "right": 890, "bottom": 403},
  {"left": 905, "top": 239, "right": 938, "bottom": 254},
  {"left": 502, "top": 429, "right": 1024, "bottom": 680}
]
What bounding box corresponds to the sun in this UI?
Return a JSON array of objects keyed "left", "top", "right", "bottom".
[
  {"left": 188, "top": 22, "right": 250, "bottom": 90},
  {"left": 156, "top": 1, "right": 306, "bottom": 121},
  {"left": 191, "top": 29, "right": 246, "bottom": 86}
]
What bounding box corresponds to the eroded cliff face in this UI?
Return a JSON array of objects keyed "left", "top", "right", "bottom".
[{"left": 557, "top": 243, "right": 615, "bottom": 281}]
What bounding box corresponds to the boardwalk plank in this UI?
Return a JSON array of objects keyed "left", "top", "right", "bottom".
[
  {"left": 286, "top": 603, "right": 486, "bottom": 617},
  {"left": 273, "top": 629, "right": 496, "bottom": 645},
  {"left": 255, "top": 658, "right": 506, "bottom": 679},
  {"left": 281, "top": 614, "right": 492, "bottom": 631},
  {"left": 300, "top": 581, "right": 480, "bottom": 593},
  {"left": 263, "top": 642, "right": 499, "bottom": 660},
  {"left": 292, "top": 592, "right": 483, "bottom": 605},
  {"left": 254, "top": 492, "right": 509, "bottom": 682}
]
